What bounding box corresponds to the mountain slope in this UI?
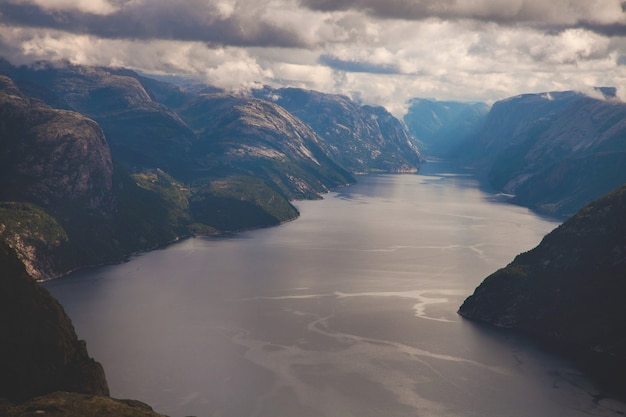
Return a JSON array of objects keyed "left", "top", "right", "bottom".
[
  {"left": 179, "top": 92, "right": 355, "bottom": 199},
  {"left": 0, "top": 75, "right": 114, "bottom": 212},
  {"left": 0, "top": 242, "right": 109, "bottom": 403},
  {"left": 254, "top": 87, "right": 423, "bottom": 174},
  {"left": 0, "top": 61, "right": 356, "bottom": 200},
  {"left": 1, "top": 61, "right": 196, "bottom": 177},
  {"left": 0, "top": 75, "right": 194, "bottom": 278},
  {"left": 403, "top": 98, "right": 489, "bottom": 158},
  {"left": 460, "top": 89, "right": 626, "bottom": 217},
  {"left": 459, "top": 184, "right": 626, "bottom": 395},
  {"left": 0, "top": 242, "right": 167, "bottom": 416}
]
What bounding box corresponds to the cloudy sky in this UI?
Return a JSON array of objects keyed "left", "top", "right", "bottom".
[{"left": 2, "top": 0, "right": 626, "bottom": 115}]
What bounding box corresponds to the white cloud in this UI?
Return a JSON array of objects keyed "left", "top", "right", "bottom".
[
  {"left": 1, "top": 0, "right": 626, "bottom": 116},
  {"left": 10, "top": 0, "right": 121, "bottom": 15}
]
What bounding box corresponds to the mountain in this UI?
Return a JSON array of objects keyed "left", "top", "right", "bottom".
[
  {"left": 0, "top": 242, "right": 166, "bottom": 416},
  {"left": 0, "top": 63, "right": 356, "bottom": 277},
  {"left": 459, "top": 89, "right": 626, "bottom": 217},
  {"left": 0, "top": 60, "right": 196, "bottom": 178},
  {"left": 0, "top": 242, "right": 108, "bottom": 402},
  {"left": 179, "top": 92, "right": 354, "bottom": 199},
  {"left": 403, "top": 98, "right": 489, "bottom": 158},
  {"left": 459, "top": 184, "right": 626, "bottom": 397},
  {"left": 253, "top": 87, "right": 423, "bottom": 174},
  {"left": 0, "top": 75, "right": 114, "bottom": 212},
  {"left": 0, "top": 75, "right": 194, "bottom": 278},
  {"left": 0, "top": 75, "right": 114, "bottom": 278},
  {"left": 0, "top": 60, "right": 356, "bottom": 198}
]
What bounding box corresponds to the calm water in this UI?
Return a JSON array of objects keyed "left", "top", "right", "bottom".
[{"left": 46, "top": 163, "right": 626, "bottom": 417}]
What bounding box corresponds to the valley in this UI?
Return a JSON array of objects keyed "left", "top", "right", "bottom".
[{"left": 1, "top": 58, "right": 626, "bottom": 416}]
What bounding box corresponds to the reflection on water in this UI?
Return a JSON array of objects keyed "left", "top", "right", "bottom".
[{"left": 46, "top": 163, "right": 626, "bottom": 417}]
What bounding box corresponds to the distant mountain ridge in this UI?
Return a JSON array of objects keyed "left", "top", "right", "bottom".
[
  {"left": 470, "top": 89, "right": 626, "bottom": 217},
  {"left": 403, "top": 98, "right": 489, "bottom": 158},
  {"left": 253, "top": 86, "right": 423, "bottom": 174}
]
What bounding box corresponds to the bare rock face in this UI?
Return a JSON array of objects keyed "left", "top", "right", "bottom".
[
  {"left": 0, "top": 76, "right": 118, "bottom": 279},
  {"left": 0, "top": 242, "right": 109, "bottom": 403},
  {"left": 459, "top": 184, "right": 626, "bottom": 396},
  {"left": 254, "top": 87, "right": 424, "bottom": 174},
  {"left": 2, "top": 62, "right": 196, "bottom": 177},
  {"left": 179, "top": 93, "right": 355, "bottom": 199},
  {"left": 0, "top": 76, "right": 114, "bottom": 213}
]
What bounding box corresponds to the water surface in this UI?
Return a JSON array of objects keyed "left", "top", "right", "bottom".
[{"left": 47, "top": 163, "right": 626, "bottom": 417}]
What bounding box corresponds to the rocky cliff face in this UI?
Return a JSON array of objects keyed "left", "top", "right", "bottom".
[
  {"left": 179, "top": 92, "right": 355, "bottom": 199},
  {"left": 254, "top": 87, "right": 423, "bottom": 174},
  {"left": 461, "top": 89, "right": 626, "bottom": 217},
  {"left": 0, "top": 242, "right": 109, "bottom": 403},
  {"left": 459, "top": 184, "right": 626, "bottom": 396},
  {"left": 0, "top": 243, "right": 168, "bottom": 416},
  {"left": 1, "top": 61, "right": 357, "bottom": 199},
  {"left": 2, "top": 61, "right": 196, "bottom": 177},
  {"left": 0, "top": 76, "right": 116, "bottom": 279},
  {"left": 0, "top": 75, "right": 114, "bottom": 213}
]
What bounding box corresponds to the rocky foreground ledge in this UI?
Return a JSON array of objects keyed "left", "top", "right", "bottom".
[
  {"left": 459, "top": 184, "right": 626, "bottom": 398},
  {"left": 0, "top": 392, "right": 166, "bottom": 417}
]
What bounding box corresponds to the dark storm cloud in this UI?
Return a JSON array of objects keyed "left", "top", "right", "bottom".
[
  {"left": 0, "top": 2, "right": 307, "bottom": 48},
  {"left": 299, "top": 0, "right": 626, "bottom": 36},
  {"left": 319, "top": 54, "right": 401, "bottom": 74},
  {"left": 576, "top": 21, "right": 626, "bottom": 37}
]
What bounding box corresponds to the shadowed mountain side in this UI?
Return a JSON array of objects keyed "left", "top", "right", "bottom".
[
  {"left": 459, "top": 184, "right": 626, "bottom": 397},
  {"left": 0, "top": 76, "right": 193, "bottom": 278},
  {"left": 0, "top": 243, "right": 109, "bottom": 403},
  {"left": 0, "top": 243, "right": 168, "bottom": 416},
  {"left": 189, "top": 176, "right": 299, "bottom": 231},
  {"left": 0, "top": 75, "right": 114, "bottom": 213},
  {"left": 402, "top": 98, "right": 489, "bottom": 158},
  {"left": 0, "top": 60, "right": 196, "bottom": 177},
  {"left": 456, "top": 89, "right": 626, "bottom": 217}
]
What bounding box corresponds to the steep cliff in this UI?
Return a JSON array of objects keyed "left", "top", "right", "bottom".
[
  {"left": 0, "top": 242, "right": 109, "bottom": 403},
  {"left": 2, "top": 61, "right": 196, "bottom": 177},
  {"left": 459, "top": 184, "right": 626, "bottom": 395},
  {"left": 179, "top": 92, "right": 355, "bottom": 199},
  {"left": 254, "top": 87, "right": 423, "bottom": 174},
  {"left": 0, "top": 75, "right": 195, "bottom": 278},
  {"left": 461, "top": 89, "right": 626, "bottom": 217},
  {"left": 0, "top": 75, "right": 114, "bottom": 213},
  {"left": 0, "top": 76, "right": 116, "bottom": 278},
  {"left": 0, "top": 243, "right": 168, "bottom": 416}
]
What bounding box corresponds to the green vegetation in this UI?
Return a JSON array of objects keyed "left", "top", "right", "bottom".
[
  {"left": 190, "top": 175, "right": 299, "bottom": 231},
  {"left": 0, "top": 202, "right": 67, "bottom": 245},
  {"left": 132, "top": 168, "right": 192, "bottom": 230},
  {"left": 0, "top": 392, "right": 166, "bottom": 417},
  {"left": 0, "top": 202, "right": 74, "bottom": 279}
]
